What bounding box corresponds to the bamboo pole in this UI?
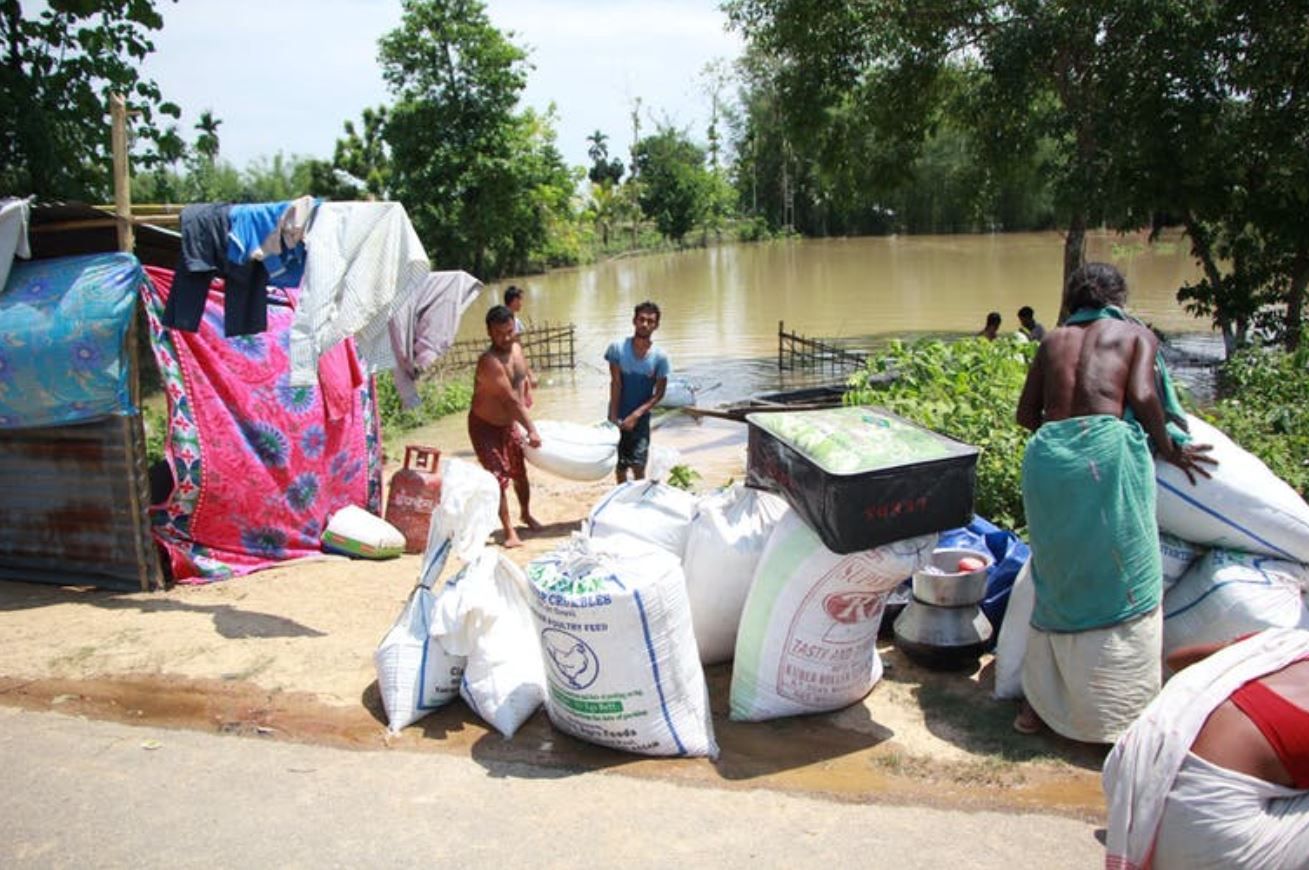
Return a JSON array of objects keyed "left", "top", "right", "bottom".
[{"left": 109, "top": 93, "right": 133, "bottom": 253}]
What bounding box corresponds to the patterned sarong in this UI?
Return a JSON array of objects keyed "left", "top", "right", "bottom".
[{"left": 468, "top": 412, "right": 524, "bottom": 490}]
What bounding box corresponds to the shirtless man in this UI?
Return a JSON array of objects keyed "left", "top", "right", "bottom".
[
  {"left": 469, "top": 305, "right": 542, "bottom": 548},
  {"left": 1013, "top": 262, "right": 1214, "bottom": 740}
]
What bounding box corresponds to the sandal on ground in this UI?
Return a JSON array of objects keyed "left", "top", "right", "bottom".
[{"left": 1013, "top": 705, "right": 1043, "bottom": 735}]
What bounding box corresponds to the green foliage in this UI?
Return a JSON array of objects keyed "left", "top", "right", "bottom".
[
  {"left": 845, "top": 338, "right": 1037, "bottom": 531},
  {"left": 666, "top": 464, "right": 702, "bottom": 491},
  {"left": 633, "top": 127, "right": 712, "bottom": 243},
  {"left": 373, "top": 370, "right": 474, "bottom": 434},
  {"left": 143, "top": 404, "right": 167, "bottom": 466},
  {"left": 1204, "top": 348, "right": 1309, "bottom": 497},
  {"left": 0, "top": 0, "right": 181, "bottom": 199},
  {"left": 379, "top": 0, "right": 578, "bottom": 278}
]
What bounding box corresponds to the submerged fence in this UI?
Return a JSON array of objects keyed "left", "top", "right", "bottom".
[
  {"left": 442, "top": 322, "right": 576, "bottom": 371},
  {"left": 777, "top": 321, "right": 869, "bottom": 373}
]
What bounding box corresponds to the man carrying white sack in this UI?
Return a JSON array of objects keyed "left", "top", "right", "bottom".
[
  {"left": 1013, "top": 262, "right": 1215, "bottom": 741},
  {"left": 1104, "top": 628, "right": 1309, "bottom": 870}
]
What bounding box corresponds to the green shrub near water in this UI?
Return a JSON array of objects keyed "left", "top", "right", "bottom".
[
  {"left": 845, "top": 337, "right": 1037, "bottom": 532},
  {"left": 1203, "top": 347, "right": 1309, "bottom": 498},
  {"left": 374, "top": 370, "right": 474, "bottom": 433}
]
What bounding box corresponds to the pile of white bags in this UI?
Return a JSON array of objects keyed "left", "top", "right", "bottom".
[
  {"left": 586, "top": 480, "right": 698, "bottom": 558},
  {"left": 1160, "top": 532, "right": 1205, "bottom": 592},
  {"left": 730, "top": 511, "right": 935, "bottom": 721},
  {"left": 374, "top": 459, "right": 500, "bottom": 733},
  {"left": 1157, "top": 415, "right": 1309, "bottom": 563},
  {"left": 682, "top": 485, "right": 790, "bottom": 664},
  {"left": 431, "top": 550, "right": 548, "bottom": 738},
  {"left": 522, "top": 420, "right": 619, "bottom": 482},
  {"left": 524, "top": 535, "right": 718, "bottom": 757},
  {"left": 1162, "top": 548, "right": 1309, "bottom": 654}
]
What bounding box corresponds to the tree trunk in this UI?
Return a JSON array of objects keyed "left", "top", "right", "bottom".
[
  {"left": 1284, "top": 249, "right": 1309, "bottom": 352},
  {"left": 1057, "top": 212, "right": 1087, "bottom": 323}
]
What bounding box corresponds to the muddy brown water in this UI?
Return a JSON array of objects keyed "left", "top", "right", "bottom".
[{"left": 408, "top": 230, "right": 1214, "bottom": 458}]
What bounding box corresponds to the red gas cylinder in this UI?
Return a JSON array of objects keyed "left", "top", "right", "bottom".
[{"left": 384, "top": 445, "right": 443, "bottom": 554}]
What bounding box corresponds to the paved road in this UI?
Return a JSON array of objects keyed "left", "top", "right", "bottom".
[{"left": 0, "top": 708, "right": 1102, "bottom": 868}]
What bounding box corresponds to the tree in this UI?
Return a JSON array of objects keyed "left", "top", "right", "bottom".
[
  {"left": 633, "top": 127, "right": 711, "bottom": 243},
  {"left": 335, "top": 106, "right": 392, "bottom": 198},
  {"left": 380, "top": 0, "right": 555, "bottom": 276},
  {"left": 193, "top": 109, "right": 222, "bottom": 165},
  {"left": 585, "top": 129, "right": 624, "bottom": 186},
  {"left": 0, "top": 0, "right": 181, "bottom": 200}
]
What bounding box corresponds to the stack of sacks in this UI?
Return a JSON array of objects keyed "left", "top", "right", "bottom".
[
  {"left": 524, "top": 534, "right": 717, "bottom": 758},
  {"left": 374, "top": 458, "right": 548, "bottom": 738},
  {"left": 374, "top": 459, "right": 500, "bottom": 733},
  {"left": 1156, "top": 415, "right": 1309, "bottom": 654}
]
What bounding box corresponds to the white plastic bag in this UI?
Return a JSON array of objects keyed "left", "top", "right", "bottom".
[
  {"left": 682, "top": 485, "right": 791, "bottom": 664},
  {"left": 374, "top": 459, "right": 500, "bottom": 734},
  {"left": 731, "top": 511, "right": 936, "bottom": 721},
  {"left": 586, "top": 480, "right": 698, "bottom": 558},
  {"left": 1157, "top": 416, "right": 1309, "bottom": 563},
  {"left": 645, "top": 445, "right": 682, "bottom": 484},
  {"left": 322, "top": 505, "right": 405, "bottom": 559},
  {"left": 522, "top": 420, "right": 619, "bottom": 481},
  {"left": 431, "top": 551, "right": 547, "bottom": 738},
  {"left": 525, "top": 535, "right": 717, "bottom": 758},
  {"left": 1162, "top": 547, "right": 1309, "bottom": 654},
  {"left": 992, "top": 559, "right": 1033, "bottom": 700},
  {"left": 374, "top": 539, "right": 466, "bottom": 734}
]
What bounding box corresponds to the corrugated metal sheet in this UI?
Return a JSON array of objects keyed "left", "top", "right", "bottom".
[
  {"left": 1, "top": 216, "right": 168, "bottom": 591},
  {"left": 0, "top": 412, "right": 163, "bottom": 591}
]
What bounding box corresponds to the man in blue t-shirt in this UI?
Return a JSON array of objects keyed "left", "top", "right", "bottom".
[{"left": 605, "top": 300, "right": 670, "bottom": 482}]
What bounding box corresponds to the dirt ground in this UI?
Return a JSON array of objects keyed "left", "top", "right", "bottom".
[{"left": 0, "top": 417, "right": 1108, "bottom": 821}]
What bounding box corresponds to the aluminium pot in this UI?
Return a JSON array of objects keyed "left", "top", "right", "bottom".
[{"left": 910, "top": 547, "right": 993, "bottom": 607}]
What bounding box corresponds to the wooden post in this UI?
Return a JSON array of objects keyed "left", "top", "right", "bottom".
[
  {"left": 778, "top": 320, "right": 784, "bottom": 371},
  {"left": 110, "top": 93, "right": 133, "bottom": 253}
]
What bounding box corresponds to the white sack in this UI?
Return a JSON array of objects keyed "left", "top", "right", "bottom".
[
  {"left": 431, "top": 551, "right": 548, "bottom": 738},
  {"left": 526, "top": 536, "right": 717, "bottom": 758},
  {"left": 645, "top": 445, "right": 682, "bottom": 484},
  {"left": 586, "top": 480, "right": 698, "bottom": 558},
  {"left": 992, "top": 558, "right": 1033, "bottom": 700},
  {"left": 322, "top": 505, "right": 405, "bottom": 558},
  {"left": 374, "top": 539, "right": 465, "bottom": 733},
  {"left": 1160, "top": 532, "right": 1205, "bottom": 593},
  {"left": 1157, "top": 415, "right": 1309, "bottom": 563},
  {"left": 1162, "top": 547, "right": 1309, "bottom": 655},
  {"left": 661, "top": 379, "right": 696, "bottom": 408},
  {"left": 731, "top": 511, "right": 936, "bottom": 721},
  {"left": 375, "top": 459, "right": 501, "bottom": 734},
  {"left": 682, "top": 485, "right": 791, "bottom": 664},
  {"left": 523, "top": 420, "right": 619, "bottom": 482}
]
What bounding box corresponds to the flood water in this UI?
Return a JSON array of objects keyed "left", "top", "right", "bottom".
[{"left": 407, "top": 230, "right": 1216, "bottom": 473}]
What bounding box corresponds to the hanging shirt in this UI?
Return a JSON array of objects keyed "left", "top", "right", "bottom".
[
  {"left": 388, "top": 270, "right": 484, "bottom": 408},
  {"left": 163, "top": 202, "right": 269, "bottom": 337},
  {"left": 289, "top": 202, "right": 430, "bottom": 386}
]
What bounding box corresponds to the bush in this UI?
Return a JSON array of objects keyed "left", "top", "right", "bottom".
[
  {"left": 374, "top": 369, "right": 474, "bottom": 433},
  {"left": 845, "top": 337, "right": 1037, "bottom": 532},
  {"left": 1204, "top": 347, "right": 1309, "bottom": 497}
]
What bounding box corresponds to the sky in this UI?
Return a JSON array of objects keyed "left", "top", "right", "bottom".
[{"left": 138, "top": 0, "right": 744, "bottom": 174}]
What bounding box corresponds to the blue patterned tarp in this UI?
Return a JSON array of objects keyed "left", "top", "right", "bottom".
[{"left": 0, "top": 252, "right": 144, "bottom": 428}]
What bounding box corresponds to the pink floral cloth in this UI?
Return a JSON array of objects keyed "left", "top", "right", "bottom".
[{"left": 143, "top": 266, "right": 382, "bottom": 583}]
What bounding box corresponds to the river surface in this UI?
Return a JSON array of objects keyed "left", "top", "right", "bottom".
[{"left": 405, "top": 230, "right": 1217, "bottom": 477}]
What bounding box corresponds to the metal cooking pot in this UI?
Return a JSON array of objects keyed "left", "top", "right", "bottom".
[{"left": 910, "top": 547, "right": 993, "bottom": 607}]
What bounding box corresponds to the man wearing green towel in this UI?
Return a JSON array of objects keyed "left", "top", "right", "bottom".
[{"left": 1013, "top": 262, "right": 1215, "bottom": 742}]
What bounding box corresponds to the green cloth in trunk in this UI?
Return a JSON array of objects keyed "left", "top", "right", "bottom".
[{"left": 1023, "top": 415, "right": 1162, "bottom": 632}]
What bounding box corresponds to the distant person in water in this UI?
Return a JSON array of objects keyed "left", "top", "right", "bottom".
[
  {"left": 1018, "top": 306, "right": 1047, "bottom": 342},
  {"left": 978, "top": 311, "right": 1002, "bottom": 340}
]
